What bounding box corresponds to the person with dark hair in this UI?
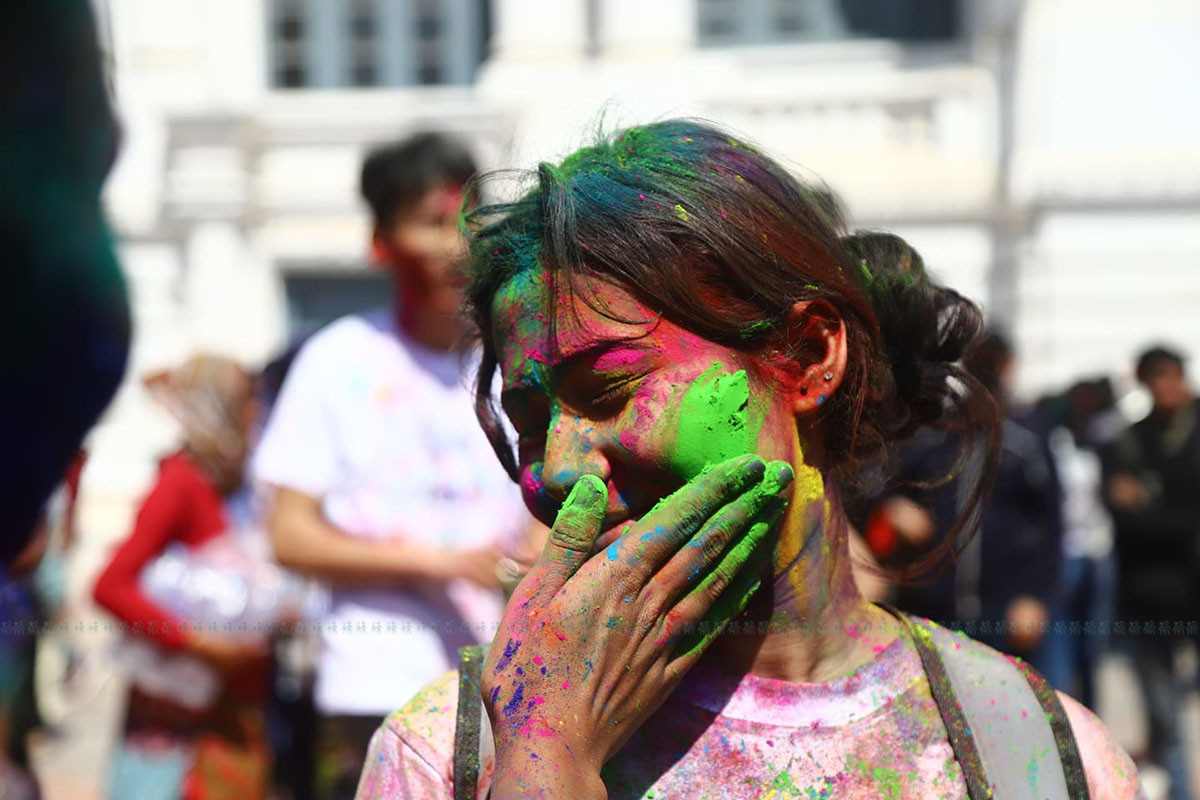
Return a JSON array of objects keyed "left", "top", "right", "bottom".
[
  {"left": 356, "top": 121, "right": 1135, "bottom": 798},
  {"left": 253, "top": 132, "right": 533, "bottom": 799},
  {"left": 879, "top": 331, "right": 1065, "bottom": 667},
  {"left": 1105, "top": 344, "right": 1199, "bottom": 800},
  {"left": 1037, "top": 378, "right": 1120, "bottom": 710}
]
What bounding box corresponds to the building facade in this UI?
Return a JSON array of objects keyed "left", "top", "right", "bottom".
[{"left": 86, "top": 0, "right": 1200, "bottom": 530}]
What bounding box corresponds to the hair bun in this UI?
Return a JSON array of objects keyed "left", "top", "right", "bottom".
[{"left": 839, "top": 231, "right": 987, "bottom": 439}]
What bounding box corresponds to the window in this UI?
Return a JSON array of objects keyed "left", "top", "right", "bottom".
[
  {"left": 348, "top": 0, "right": 378, "bottom": 87},
  {"left": 698, "top": 0, "right": 739, "bottom": 43},
  {"left": 280, "top": 64, "right": 306, "bottom": 88},
  {"left": 283, "top": 271, "right": 392, "bottom": 340},
  {"left": 268, "top": 0, "right": 488, "bottom": 89},
  {"left": 773, "top": 0, "right": 811, "bottom": 34},
  {"left": 697, "top": 0, "right": 960, "bottom": 46},
  {"left": 417, "top": 63, "right": 442, "bottom": 85},
  {"left": 271, "top": 0, "right": 307, "bottom": 88},
  {"left": 352, "top": 63, "right": 377, "bottom": 87}
]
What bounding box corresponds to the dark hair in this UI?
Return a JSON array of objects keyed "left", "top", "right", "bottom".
[
  {"left": 463, "top": 120, "right": 999, "bottom": 576},
  {"left": 1135, "top": 344, "right": 1185, "bottom": 383},
  {"left": 359, "top": 132, "right": 477, "bottom": 229},
  {"left": 963, "top": 329, "right": 1012, "bottom": 397}
]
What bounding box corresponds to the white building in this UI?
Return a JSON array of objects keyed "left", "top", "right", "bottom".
[{"left": 85, "top": 0, "right": 1200, "bottom": 529}]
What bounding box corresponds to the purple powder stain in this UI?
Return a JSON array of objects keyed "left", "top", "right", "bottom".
[
  {"left": 494, "top": 638, "right": 521, "bottom": 673},
  {"left": 503, "top": 683, "right": 525, "bottom": 718},
  {"left": 490, "top": 686, "right": 500, "bottom": 706}
]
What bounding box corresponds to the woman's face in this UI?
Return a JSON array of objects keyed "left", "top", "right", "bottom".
[{"left": 493, "top": 269, "right": 804, "bottom": 554}]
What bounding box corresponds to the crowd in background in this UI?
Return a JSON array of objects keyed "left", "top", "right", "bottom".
[
  {"left": 4, "top": 127, "right": 1196, "bottom": 798},
  {"left": 2, "top": 4, "right": 1198, "bottom": 800},
  {"left": 854, "top": 338, "right": 1200, "bottom": 800}
]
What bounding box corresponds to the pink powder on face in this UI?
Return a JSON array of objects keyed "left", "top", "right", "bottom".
[{"left": 591, "top": 346, "right": 652, "bottom": 371}]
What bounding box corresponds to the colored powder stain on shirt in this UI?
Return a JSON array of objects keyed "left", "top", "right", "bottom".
[{"left": 359, "top": 622, "right": 1139, "bottom": 799}]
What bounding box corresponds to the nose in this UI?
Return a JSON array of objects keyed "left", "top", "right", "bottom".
[{"left": 540, "top": 408, "right": 610, "bottom": 504}]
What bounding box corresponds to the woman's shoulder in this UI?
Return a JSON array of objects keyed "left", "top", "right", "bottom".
[
  {"left": 357, "top": 671, "right": 481, "bottom": 799},
  {"left": 1057, "top": 692, "right": 1141, "bottom": 800},
  {"left": 383, "top": 669, "right": 462, "bottom": 759},
  {"left": 914, "top": 619, "right": 1138, "bottom": 799}
]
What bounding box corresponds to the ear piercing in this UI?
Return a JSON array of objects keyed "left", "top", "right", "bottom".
[{"left": 822, "top": 371, "right": 833, "bottom": 382}]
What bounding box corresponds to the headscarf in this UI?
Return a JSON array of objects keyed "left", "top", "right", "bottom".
[{"left": 143, "top": 355, "right": 253, "bottom": 495}]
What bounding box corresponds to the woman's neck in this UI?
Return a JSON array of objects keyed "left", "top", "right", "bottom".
[{"left": 707, "top": 465, "right": 899, "bottom": 684}]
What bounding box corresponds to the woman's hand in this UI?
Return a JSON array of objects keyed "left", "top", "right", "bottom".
[
  {"left": 436, "top": 544, "right": 504, "bottom": 591},
  {"left": 483, "top": 454, "right": 793, "bottom": 799},
  {"left": 186, "top": 631, "right": 268, "bottom": 675}
]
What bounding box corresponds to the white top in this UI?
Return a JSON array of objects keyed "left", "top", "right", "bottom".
[
  {"left": 1048, "top": 427, "right": 1114, "bottom": 560},
  {"left": 253, "top": 310, "right": 527, "bottom": 715}
]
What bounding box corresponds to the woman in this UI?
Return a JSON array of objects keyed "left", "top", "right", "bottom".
[
  {"left": 356, "top": 121, "right": 1138, "bottom": 799},
  {"left": 94, "top": 355, "right": 270, "bottom": 799}
]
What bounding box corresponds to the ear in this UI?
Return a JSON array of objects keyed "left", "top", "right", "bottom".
[
  {"left": 368, "top": 228, "right": 391, "bottom": 267},
  {"left": 782, "top": 299, "right": 847, "bottom": 415}
]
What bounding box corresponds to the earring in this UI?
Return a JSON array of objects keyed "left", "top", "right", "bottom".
[{"left": 822, "top": 371, "right": 833, "bottom": 382}]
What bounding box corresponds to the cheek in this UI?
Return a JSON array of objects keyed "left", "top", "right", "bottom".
[{"left": 657, "top": 362, "right": 769, "bottom": 480}]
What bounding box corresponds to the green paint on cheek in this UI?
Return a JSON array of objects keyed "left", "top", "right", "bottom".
[{"left": 668, "top": 362, "right": 761, "bottom": 478}]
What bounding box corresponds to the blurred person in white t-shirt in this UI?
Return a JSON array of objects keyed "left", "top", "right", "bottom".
[{"left": 252, "top": 133, "right": 536, "bottom": 800}]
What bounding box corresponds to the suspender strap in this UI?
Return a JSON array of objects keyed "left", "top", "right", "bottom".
[
  {"left": 453, "top": 645, "right": 485, "bottom": 800},
  {"left": 885, "top": 606, "right": 1082, "bottom": 800},
  {"left": 890, "top": 611, "right": 994, "bottom": 800},
  {"left": 1012, "top": 657, "right": 1091, "bottom": 799}
]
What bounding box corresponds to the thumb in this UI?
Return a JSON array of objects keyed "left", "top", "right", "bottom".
[{"left": 539, "top": 474, "right": 608, "bottom": 584}]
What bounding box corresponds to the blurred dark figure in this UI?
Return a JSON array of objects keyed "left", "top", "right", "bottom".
[
  {"left": 1, "top": 3, "right": 130, "bottom": 796},
  {"left": 872, "top": 332, "right": 1063, "bottom": 666},
  {"left": 258, "top": 344, "right": 318, "bottom": 800},
  {"left": 1036, "top": 379, "right": 1120, "bottom": 708},
  {"left": 0, "top": 0, "right": 131, "bottom": 564},
  {"left": 1104, "top": 345, "right": 1199, "bottom": 800}
]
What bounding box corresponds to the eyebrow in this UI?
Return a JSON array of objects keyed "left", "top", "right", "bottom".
[
  {"left": 501, "top": 338, "right": 656, "bottom": 404},
  {"left": 547, "top": 337, "right": 656, "bottom": 370}
]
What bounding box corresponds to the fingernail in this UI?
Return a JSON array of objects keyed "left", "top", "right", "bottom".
[
  {"left": 736, "top": 456, "right": 766, "bottom": 482},
  {"left": 567, "top": 474, "right": 605, "bottom": 507},
  {"left": 760, "top": 461, "right": 794, "bottom": 495}
]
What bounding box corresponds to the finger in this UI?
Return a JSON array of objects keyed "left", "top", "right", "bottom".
[
  {"left": 665, "top": 500, "right": 783, "bottom": 664},
  {"left": 616, "top": 454, "right": 766, "bottom": 570},
  {"left": 656, "top": 461, "right": 793, "bottom": 597},
  {"left": 524, "top": 474, "right": 608, "bottom": 595}
]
